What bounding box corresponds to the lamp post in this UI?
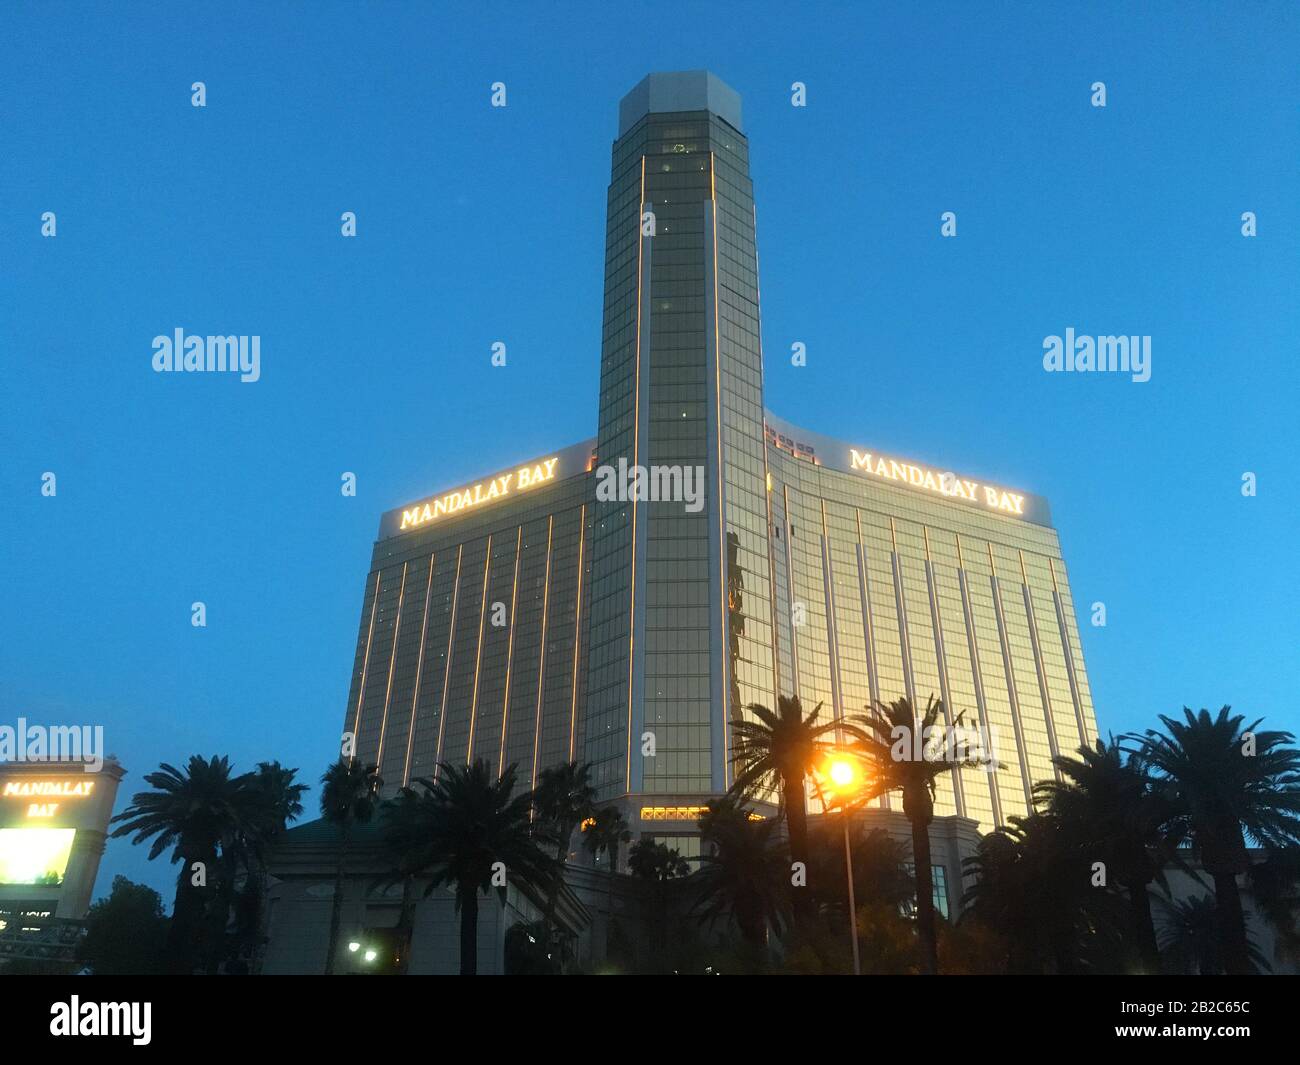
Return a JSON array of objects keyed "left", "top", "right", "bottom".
[{"left": 820, "top": 755, "right": 865, "bottom": 976}]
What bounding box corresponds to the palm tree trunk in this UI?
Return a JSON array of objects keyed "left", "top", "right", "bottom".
[
  {"left": 395, "top": 873, "right": 416, "bottom": 976},
  {"left": 165, "top": 858, "right": 206, "bottom": 974},
  {"left": 907, "top": 803, "right": 939, "bottom": 975},
  {"left": 604, "top": 850, "right": 616, "bottom": 962},
  {"left": 460, "top": 888, "right": 478, "bottom": 976},
  {"left": 737, "top": 899, "right": 767, "bottom": 947},
  {"left": 204, "top": 856, "right": 237, "bottom": 975},
  {"left": 323, "top": 821, "right": 351, "bottom": 975},
  {"left": 783, "top": 774, "right": 811, "bottom": 923},
  {"left": 1124, "top": 878, "right": 1160, "bottom": 973},
  {"left": 542, "top": 831, "right": 571, "bottom": 964},
  {"left": 1212, "top": 869, "right": 1252, "bottom": 975}
]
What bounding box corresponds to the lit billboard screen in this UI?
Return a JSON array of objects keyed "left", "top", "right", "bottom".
[{"left": 0, "top": 828, "right": 76, "bottom": 885}]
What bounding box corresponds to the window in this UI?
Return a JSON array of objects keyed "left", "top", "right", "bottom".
[{"left": 902, "top": 863, "right": 950, "bottom": 920}]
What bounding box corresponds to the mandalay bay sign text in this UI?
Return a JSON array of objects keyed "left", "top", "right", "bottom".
[
  {"left": 399, "top": 457, "right": 560, "bottom": 532},
  {"left": 377, "top": 440, "right": 595, "bottom": 541},
  {"left": 849, "top": 449, "right": 1029, "bottom": 518}
]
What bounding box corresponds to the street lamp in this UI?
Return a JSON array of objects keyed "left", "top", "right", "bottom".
[{"left": 817, "top": 754, "right": 865, "bottom": 976}]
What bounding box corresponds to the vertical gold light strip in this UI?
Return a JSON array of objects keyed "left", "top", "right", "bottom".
[
  {"left": 986, "top": 540, "right": 1035, "bottom": 808},
  {"left": 855, "top": 507, "right": 887, "bottom": 811},
  {"left": 496, "top": 526, "right": 524, "bottom": 777},
  {"left": 762, "top": 447, "right": 782, "bottom": 702},
  {"left": 624, "top": 155, "right": 647, "bottom": 792},
  {"left": 1047, "top": 555, "right": 1092, "bottom": 747},
  {"left": 782, "top": 483, "right": 800, "bottom": 700},
  {"left": 920, "top": 528, "right": 966, "bottom": 819},
  {"left": 710, "top": 150, "right": 732, "bottom": 783},
  {"left": 401, "top": 553, "right": 436, "bottom": 786},
  {"left": 373, "top": 561, "right": 408, "bottom": 772},
  {"left": 466, "top": 534, "right": 494, "bottom": 763},
  {"left": 853, "top": 507, "right": 881, "bottom": 708},
  {"left": 889, "top": 517, "right": 916, "bottom": 706},
  {"left": 955, "top": 531, "right": 1003, "bottom": 827},
  {"left": 1019, "top": 548, "right": 1063, "bottom": 774},
  {"left": 347, "top": 570, "right": 383, "bottom": 765},
  {"left": 753, "top": 202, "right": 782, "bottom": 707},
  {"left": 819, "top": 499, "right": 844, "bottom": 740},
  {"left": 432, "top": 543, "right": 464, "bottom": 780},
  {"left": 568, "top": 504, "right": 587, "bottom": 762},
  {"left": 531, "top": 515, "right": 555, "bottom": 790}
]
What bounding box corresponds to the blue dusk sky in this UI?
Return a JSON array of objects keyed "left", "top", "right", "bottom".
[{"left": 2, "top": 1, "right": 1297, "bottom": 901}]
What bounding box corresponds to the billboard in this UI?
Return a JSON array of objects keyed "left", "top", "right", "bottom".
[{"left": 0, "top": 827, "right": 76, "bottom": 885}]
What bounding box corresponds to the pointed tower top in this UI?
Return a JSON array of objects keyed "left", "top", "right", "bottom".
[{"left": 618, "top": 71, "right": 743, "bottom": 137}]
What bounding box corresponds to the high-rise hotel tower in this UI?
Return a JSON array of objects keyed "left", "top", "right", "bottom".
[{"left": 342, "top": 72, "right": 1098, "bottom": 846}]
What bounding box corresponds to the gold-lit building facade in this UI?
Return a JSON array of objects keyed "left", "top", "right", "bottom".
[
  {"left": 763, "top": 414, "right": 1096, "bottom": 829},
  {"left": 340, "top": 72, "right": 1097, "bottom": 845},
  {"left": 343, "top": 442, "right": 596, "bottom": 794}
]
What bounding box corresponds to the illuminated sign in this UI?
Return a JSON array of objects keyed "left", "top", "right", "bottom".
[
  {"left": 0, "top": 828, "right": 76, "bottom": 886},
  {"left": 849, "top": 450, "right": 1026, "bottom": 517},
  {"left": 640, "top": 805, "right": 764, "bottom": 822},
  {"left": 399, "top": 457, "right": 560, "bottom": 531},
  {"left": 2, "top": 781, "right": 94, "bottom": 799}
]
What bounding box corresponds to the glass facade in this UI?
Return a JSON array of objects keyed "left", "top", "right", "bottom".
[
  {"left": 341, "top": 72, "right": 1098, "bottom": 832},
  {"left": 765, "top": 418, "right": 1097, "bottom": 829},
  {"left": 584, "top": 77, "right": 776, "bottom": 802},
  {"left": 343, "top": 467, "right": 592, "bottom": 794}
]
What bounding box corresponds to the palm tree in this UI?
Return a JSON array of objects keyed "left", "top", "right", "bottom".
[
  {"left": 110, "top": 755, "right": 259, "bottom": 974},
  {"left": 583, "top": 804, "right": 631, "bottom": 958},
  {"left": 805, "top": 819, "right": 915, "bottom": 914},
  {"left": 319, "top": 759, "right": 381, "bottom": 975},
  {"left": 532, "top": 761, "right": 597, "bottom": 961},
  {"left": 251, "top": 760, "right": 308, "bottom": 833},
  {"left": 394, "top": 760, "right": 556, "bottom": 975},
  {"left": 1249, "top": 845, "right": 1300, "bottom": 962},
  {"left": 224, "top": 761, "right": 307, "bottom": 972},
  {"left": 848, "top": 695, "right": 986, "bottom": 974},
  {"left": 692, "top": 796, "right": 790, "bottom": 947},
  {"left": 583, "top": 803, "right": 632, "bottom": 874},
  {"left": 1157, "top": 893, "right": 1271, "bottom": 974},
  {"left": 1034, "top": 737, "right": 1178, "bottom": 972},
  {"left": 628, "top": 838, "right": 691, "bottom": 882},
  {"left": 378, "top": 786, "right": 426, "bottom": 975},
  {"left": 961, "top": 812, "right": 1127, "bottom": 973},
  {"left": 533, "top": 761, "right": 598, "bottom": 863},
  {"left": 1135, "top": 707, "right": 1300, "bottom": 975},
  {"left": 731, "top": 695, "right": 843, "bottom": 919},
  {"left": 628, "top": 838, "right": 691, "bottom": 963}
]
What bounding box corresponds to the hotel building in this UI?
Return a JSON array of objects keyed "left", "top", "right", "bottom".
[{"left": 339, "top": 71, "right": 1097, "bottom": 852}]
